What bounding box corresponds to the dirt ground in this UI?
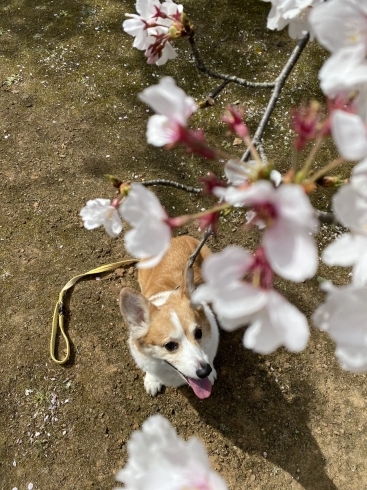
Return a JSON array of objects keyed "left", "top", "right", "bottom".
[{"left": 1, "top": 1, "right": 367, "bottom": 489}]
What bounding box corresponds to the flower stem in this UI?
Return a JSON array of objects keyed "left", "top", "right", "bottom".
[
  {"left": 191, "top": 203, "right": 230, "bottom": 220},
  {"left": 307, "top": 156, "right": 345, "bottom": 183},
  {"left": 300, "top": 136, "right": 324, "bottom": 177}
]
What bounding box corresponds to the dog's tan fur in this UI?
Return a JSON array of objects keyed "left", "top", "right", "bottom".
[
  {"left": 119, "top": 236, "right": 219, "bottom": 397},
  {"left": 138, "top": 235, "right": 210, "bottom": 297}
]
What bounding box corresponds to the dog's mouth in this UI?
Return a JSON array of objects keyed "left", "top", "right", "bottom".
[{"left": 165, "top": 361, "right": 212, "bottom": 399}]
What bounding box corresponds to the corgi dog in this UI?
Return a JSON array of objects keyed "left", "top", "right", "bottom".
[{"left": 119, "top": 236, "right": 219, "bottom": 399}]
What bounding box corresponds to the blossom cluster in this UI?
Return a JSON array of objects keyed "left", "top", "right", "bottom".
[
  {"left": 263, "top": 0, "right": 323, "bottom": 40},
  {"left": 261, "top": 0, "right": 367, "bottom": 371},
  {"left": 79, "top": 0, "right": 367, "bottom": 375},
  {"left": 301, "top": 0, "right": 367, "bottom": 371},
  {"left": 81, "top": 76, "right": 319, "bottom": 356},
  {"left": 115, "top": 414, "right": 228, "bottom": 490},
  {"left": 123, "top": 0, "right": 185, "bottom": 65}
]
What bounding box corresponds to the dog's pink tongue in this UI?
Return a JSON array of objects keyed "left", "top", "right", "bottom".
[{"left": 187, "top": 377, "right": 212, "bottom": 399}]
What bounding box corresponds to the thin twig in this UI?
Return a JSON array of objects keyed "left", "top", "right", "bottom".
[
  {"left": 199, "top": 80, "right": 230, "bottom": 108},
  {"left": 241, "top": 33, "right": 310, "bottom": 162},
  {"left": 188, "top": 37, "right": 275, "bottom": 89},
  {"left": 141, "top": 179, "right": 202, "bottom": 194},
  {"left": 308, "top": 156, "right": 344, "bottom": 183},
  {"left": 188, "top": 227, "right": 213, "bottom": 268}
]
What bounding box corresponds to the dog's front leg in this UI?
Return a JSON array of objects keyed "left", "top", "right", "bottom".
[{"left": 144, "top": 372, "right": 163, "bottom": 396}]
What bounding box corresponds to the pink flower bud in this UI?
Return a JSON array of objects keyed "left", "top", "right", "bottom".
[
  {"left": 291, "top": 102, "right": 320, "bottom": 151},
  {"left": 222, "top": 105, "right": 249, "bottom": 139}
]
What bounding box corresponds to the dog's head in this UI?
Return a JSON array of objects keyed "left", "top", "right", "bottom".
[{"left": 119, "top": 285, "right": 215, "bottom": 399}]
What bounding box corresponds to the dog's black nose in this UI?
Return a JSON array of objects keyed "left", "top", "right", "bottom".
[{"left": 196, "top": 363, "right": 212, "bottom": 379}]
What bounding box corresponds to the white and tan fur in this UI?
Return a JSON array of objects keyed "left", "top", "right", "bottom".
[{"left": 119, "top": 236, "right": 219, "bottom": 398}]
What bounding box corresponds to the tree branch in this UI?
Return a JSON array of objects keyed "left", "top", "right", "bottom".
[
  {"left": 188, "top": 36, "right": 275, "bottom": 89},
  {"left": 188, "top": 227, "right": 213, "bottom": 269},
  {"left": 199, "top": 80, "right": 230, "bottom": 108},
  {"left": 141, "top": 179, "right": 202, "bottom": 194},
  {"left": 241, "top": 33, "right": 310, "bottom": 162}
]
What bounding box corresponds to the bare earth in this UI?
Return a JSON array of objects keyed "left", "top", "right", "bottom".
[{"left": 1, "top": 1, "right": 366, "bottom": 489}]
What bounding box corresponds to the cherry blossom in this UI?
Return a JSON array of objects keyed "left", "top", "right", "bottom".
[
  {"left": 123, "top": 0, "right": 161, "bottom": 50},
  {"left": 224, "top": 159, "right": 254, "bottom": 185},
  {"left": 144, "top": 28, "right": 178, "bottom": 65},
  {"left": 313, "top": 281, "right": 367, "bottom": 372},
  {"left": 138, "top": 77, "right": 198, "bottom": 146},
  {"left": 80, "top": 198, "right": 123, "bottom": 238},
  {"left": 115, "top": 414, "right": 228, "bottom": 490},
  {"left": 309, "top": 0, "right": 367, "bottom": 55},
  {"left": 123, "top": 0, "right": 183, "bottom": 65},
  {"left": 119, "top": 183, "right": 171, "bottom": 268},
  {"left": 192, "top": 246, "right": 309, "bottom": 353},
  {"left": 191, "top": 246, "right": 269, "bottom": 330},
  {"left": 264, "top": 0, "right": 322, "bottom": 40},
  {"left": 322, "top": 185, "right": 367, "bottom": 286},
  {"left": 215, "top": 181, "right": 318, "bottom": 281}
]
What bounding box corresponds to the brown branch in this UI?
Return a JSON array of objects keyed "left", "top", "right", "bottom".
[
  {"left": 188, "top": 227, "right": 213, "bottom": 269},
  {"left": 241, "top": 33, "right": 310, "bottom": 161},
  {"left": 188, "top": 36, "right": 275, "bottom": 89},
  {"left": 141, "top": 179, "right": 202, "bottom": 194}
]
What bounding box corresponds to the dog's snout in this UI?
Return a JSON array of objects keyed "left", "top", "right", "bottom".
[{"left": 196, "top": 363, "right": 212, "bottom": 379}]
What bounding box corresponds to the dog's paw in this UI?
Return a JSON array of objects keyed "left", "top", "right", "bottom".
[
  {"left": 144, "top": 373, "right": 163, "bottom": 396},
  {"left": 209, "top": 367, "right": 217, "bottom": 384}
]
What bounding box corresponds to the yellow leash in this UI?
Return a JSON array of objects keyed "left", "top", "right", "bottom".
[{"left": 50, "top": 259, "right": 138, "bottom": 365}]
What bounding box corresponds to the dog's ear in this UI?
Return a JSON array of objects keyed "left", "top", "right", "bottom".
[{"left": 119, "top": 287, "right": 156, "bottom": 336}]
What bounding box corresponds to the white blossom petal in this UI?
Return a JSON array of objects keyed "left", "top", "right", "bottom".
[
  {"left": 146, "top": 114, "right": 179, "bottom": 146},
  {"left": 264, "top": 220, "right": 318, "bottom": 281},
  {"left": 120, "top": 183, "right": 171, "bottom": 268},
  {"left": 322, "top": 233, "right": 364, "bottom": 268},
  {"left": 309, "top": 0, "right": 367, "bottom": 54},
  {"left": 333, "top": 184, "right": 367, "bottom": 230},
  {"left": 139, "top": 77, "right": 197, "bottom": 125},
  {"left": 192, "top": 246, "right": 268, "bottom": 322},
  {"left": 120, "top": 183, "right": 167, "bottom": 226},
  {"left": 331, "top": 110, "right": 367, "bottom": 161},
  {"left": 352, "top": 157, "right": 367, "bottom": 198},
  {"left": 124, "top": 219, "right": 171, "bottom": 268},
  {"left": 313, "top": 283, "right": 367, "bottom": 372},
  {"left": 318, "top": 45, "right": 367, "bottom": 97},
  {"left": 244, "top": 290, "right": 309, "bottom": 354},
  {"left": 80, "top": 198, "right": 123, "bottom": 238}
]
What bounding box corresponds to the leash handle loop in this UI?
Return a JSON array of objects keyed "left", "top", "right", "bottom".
[{"left": 50, "top": 259, "right": 137, "bottom": 364}]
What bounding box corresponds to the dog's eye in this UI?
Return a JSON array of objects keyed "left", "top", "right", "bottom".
[
  {"left": 194, "top": 328, "right": 202, "bottom": 340},
  {"left": 164, "top": 341, "right": 179, "bottom": 352}
]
